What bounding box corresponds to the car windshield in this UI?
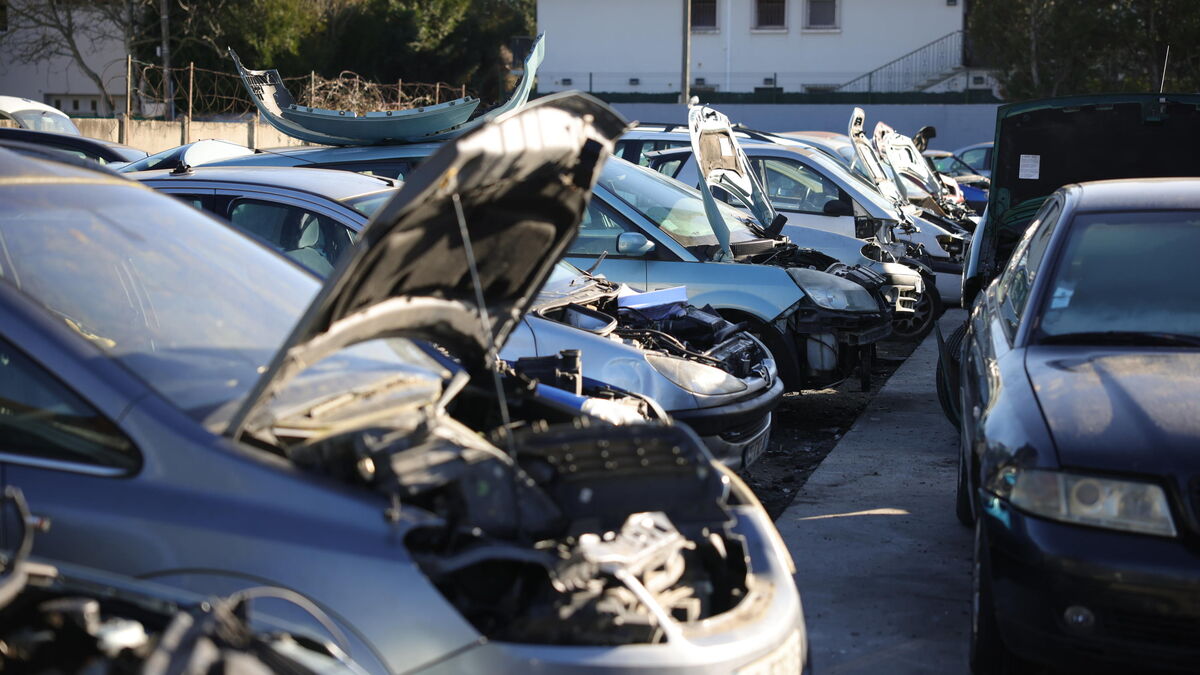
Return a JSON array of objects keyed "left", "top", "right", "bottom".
[
  {"left": 344, "top": 189, "right": 397, "bottom": 217},
  {"left": 930, "top": 155, "right": 973, "bottom": 177},
  {"left": 118, "top": 141, "right": 251, "bottom": 173},
  {"left": 1037, "top": 211, "right": 1200, "bottom": 341},
  {"left": 0, "top": 182, "right": 418, "bottom": 419},
  {"left": 598, "top": 159, "right": 760, "bottom": 250},
  {"left": 10, "top": 110, "right": 80, "bottom": 135},
  {"left": 536, "top": 261, "right": 601, "bottom": 305}
]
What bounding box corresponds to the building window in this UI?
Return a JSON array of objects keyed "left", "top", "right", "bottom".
[
  {"left": 692, "top": 0, "right": 717, "bottom": 29},
  {"left": 72, "top": 99, "right": 79, "bottom": 111},
  {"left": 561, "top": 77, "right": 573, "bottom": 86},
  {"left": 755, "top": 0, "right": 786, "bottom": 28},
  {"left": 805, "top": 0, "right": 837, "bottom": 28}
]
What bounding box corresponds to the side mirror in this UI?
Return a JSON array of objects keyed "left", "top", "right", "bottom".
[
  {"left": 822, "top": 199, "right": 853, "bottom": 217},
  {"left": 616, "top": 232, "right": 656, "bottom": 257}
]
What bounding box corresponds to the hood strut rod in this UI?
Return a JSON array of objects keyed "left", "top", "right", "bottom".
[{"left": 450, "top": 192, "right": 517, "bottom": 458}]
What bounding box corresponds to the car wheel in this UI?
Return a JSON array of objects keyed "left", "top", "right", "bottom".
[
  {"left": 936, "top": 321, "right": 967, "bottom": 428},
  {"left": 970, "top": 520, "right": 1008, "bottom": 675},
  {"left": 956, "top": 439, "right": 974, "bottom": 527},
  {"left": 889, "top": 285, "right": 942, "bottom": 342}
]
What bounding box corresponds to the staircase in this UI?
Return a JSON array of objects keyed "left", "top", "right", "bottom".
[{"left": 838, "top": 31, "right": 964, "bottom": 93}]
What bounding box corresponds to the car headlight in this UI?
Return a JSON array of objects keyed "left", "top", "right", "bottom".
[
  {"left": 989, "top": 467, "right": 1176, "bottom": 537},
  {"left": 787, "top": 267, "right": 878, "bottom": 312},
  {"left": 645, "top": 354, "right": 747, "bottom": 396}
]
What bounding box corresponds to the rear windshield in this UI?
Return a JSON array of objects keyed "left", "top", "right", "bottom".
[
  {"left": 10, "top": 110, "right": 80, "bottom": 135},
  {"left": 1037, "top": 210, "right": 1200, "bottom": 340}
]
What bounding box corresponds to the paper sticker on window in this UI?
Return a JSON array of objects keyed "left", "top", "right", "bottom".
[
  {"left": 1049, "top": 286, "right": 1073, "bottom": 309},
  {"left": 1019, "top": 154, "right": 1040, "bottom": 180}
]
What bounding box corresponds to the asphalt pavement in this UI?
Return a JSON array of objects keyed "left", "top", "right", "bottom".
[{"left": 776, "top": 309, "right": 972, "bottom": 674}]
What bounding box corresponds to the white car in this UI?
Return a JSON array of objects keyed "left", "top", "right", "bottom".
[{"left": 0, "top": 95, "right": 80, "bottom": 135}]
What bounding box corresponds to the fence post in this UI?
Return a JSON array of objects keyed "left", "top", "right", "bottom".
[
  {"left": 461, "top": 84, "right": 466, "bottom": 99},
  {"left": 185, "top": 61, "right": 194, "bottom": 144},
  {"left": 247, "top": 118, "right": 257, "bottom": 150},
  {"left": 589, "top": 72, "right": 593, "bottom": 92},
  {"left": 310, "top": 71, "right": 316, "bottom": 107},
  {"left": 867, "top": 71, "right": 873, "bottom": 104},
  {"left": 122, "top": 54, "right": 132, "bottom": 144},
  {"left": 435, "top": 82, "right": 441, "bottom": 104}
]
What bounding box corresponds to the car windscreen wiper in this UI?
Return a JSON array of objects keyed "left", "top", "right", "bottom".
[{"left": 1038, "top": 330, "right": 1200, "bottom": 348}]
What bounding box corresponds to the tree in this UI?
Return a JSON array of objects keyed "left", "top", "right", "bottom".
[
  {"left": 968, "top": 0, "right": 1200, "bottom": 100},
  {"left": 1, "top": 0, "right": 154, "bottom": 113}
]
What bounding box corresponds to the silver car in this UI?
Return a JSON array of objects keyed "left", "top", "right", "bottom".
[
  {"left": 132, "top": 167, "right": 782, "bottom": 469},
  {"left": 0, "top": 94, "right": 805, "bottom": 673}
]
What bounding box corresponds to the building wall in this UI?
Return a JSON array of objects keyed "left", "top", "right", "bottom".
[
  {"left": 612, "top": 102, "right": 998, "bottom": 151},
  {"left": 0, "top": 13, "right": 128, "bottom": 115},
  {"left": 538, "top": 0, "right": 964, "bottom": 93}
]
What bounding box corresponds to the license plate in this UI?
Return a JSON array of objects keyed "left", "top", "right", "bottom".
[{"left": 742, "top": 430, "right": 770, "bottom": 467}]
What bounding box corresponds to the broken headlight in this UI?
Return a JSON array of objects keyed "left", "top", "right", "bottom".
[
  {"left": 645, "top": 354, "right": 748, "bottom": 396},
  {"left": 989, "top": 467, "right": 1176, "bottom": 537},
  {"left": 787, "top": 267, "right": 878, "bottom": 313}
]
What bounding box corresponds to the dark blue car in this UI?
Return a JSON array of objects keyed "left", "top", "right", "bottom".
[{"left": 958, "top": 178, "right": 1200, "bottom": 673}]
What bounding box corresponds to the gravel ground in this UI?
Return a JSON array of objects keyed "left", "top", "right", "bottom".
[{"left": 739, "top": 339, "right": 922, "bottom": 519}]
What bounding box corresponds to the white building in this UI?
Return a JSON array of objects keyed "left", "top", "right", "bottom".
[
  {"left": 0, "top": 3, "right": 128, "bottom": 116},
  {"left": 537, "top": 0, "right": 975, "bottom": 94}
]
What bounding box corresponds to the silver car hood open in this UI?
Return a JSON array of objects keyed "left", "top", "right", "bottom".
[
  {"left": 847, "top": 108, "right": 906, "bottom": 209},
  {"left": 226, "top": 93, "right": 626, "bottom": 437},
  {"left": 230, "top": 34, "right": 545, "bottom": 145},
  {"left": 872, "top": 121, "right": 944, "bottom": 199},
  {"left": 687, "top": 104, "right": 785, "bottom": 258}
]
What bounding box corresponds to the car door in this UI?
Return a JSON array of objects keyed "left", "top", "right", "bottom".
[{"left": 963, "top": 197, "right": 1064, "bottom": 473}]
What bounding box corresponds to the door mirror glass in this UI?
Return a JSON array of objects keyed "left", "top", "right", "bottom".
[
  {"left": 616, "top": 231, "right": 656, "bottom": 257},
  {"left": 822, "top": 199, "right": 854, "bottom": 217}
]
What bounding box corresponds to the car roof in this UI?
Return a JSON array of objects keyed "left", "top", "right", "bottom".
[
  {"left": 1068, "top": 178, "right": 1200, "bottom": 213},
  {"left": 0, "top": 95, "right": 70, "bottom": 116},
  {"left": 0, "top": 146, "right": 139, "bottom": 186},
  {"left": 211, "top": 142, "right": 444, "bottom": 167},
  {"left": 127, "top": 165, "right": 397, "bottom": 201}
]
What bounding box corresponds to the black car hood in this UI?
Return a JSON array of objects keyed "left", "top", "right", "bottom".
[
  {"left": 1026, "top": 346, "right": 1200, "bottom": 475},
  {"left": 966, "top": 94, "right": 1200, "bottom": 301},
  {"left": 227, "top": 93, "right": 626, "bottom": 438}
]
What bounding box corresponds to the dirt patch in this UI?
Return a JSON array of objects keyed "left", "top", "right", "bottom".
[{"left": 739, "top": 339, "right": 920, "bottom": 519}]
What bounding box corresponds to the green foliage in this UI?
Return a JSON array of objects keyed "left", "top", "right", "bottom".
[
  {"left": 144, "top": 0, "right": 534, "bottom": 104},
  {"left": 969, "top": 0, "right": 1200, "bottom": 99}
]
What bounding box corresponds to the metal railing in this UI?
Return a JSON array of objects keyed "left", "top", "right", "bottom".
[{"left": 838, "top": 30, "right": 963, "bottom": 93}]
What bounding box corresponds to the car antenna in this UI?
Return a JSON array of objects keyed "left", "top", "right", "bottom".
[
  {"left": 1160, "top": 45, "right": 1171, "bottom": 93},
  {"left": 252, "top": 145, "right": 319, "bottom": 165}
]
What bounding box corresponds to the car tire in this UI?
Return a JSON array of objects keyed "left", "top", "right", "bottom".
[
  {"left": 936, "top": 321, "right": 967, "bottom": 428},
  {"left": 956, "top": 439, "right": 974, "bottom": 527},
  {"left": 970, "top": 520, "right": 1008, "bottom": 675},
  {"left": 889, "top": 284, "right": 942, "bottom": 343}
]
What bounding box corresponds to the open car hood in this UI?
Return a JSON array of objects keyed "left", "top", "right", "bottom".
[
  {"left": 872, "top": 121, "right": 942, "bottom": 198},
  {"left": 687, "top": 104, "right": 784, "bottom": 257},
  {"left": 847, "top": 108, "right": 906, "bottom": 207},
  {"left": 230, "top": 34, "right": 546, "bottom": 145},
  {"left": 226, "top": 92, "right": 626, "bottom": 438},
  {"left": 965, "top": 93, "right": 1200, "bottom": 303}
]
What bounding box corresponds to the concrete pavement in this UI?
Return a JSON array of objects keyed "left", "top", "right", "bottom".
[{"left": 777, "top": 310, "right": 971, "bottom": 674}]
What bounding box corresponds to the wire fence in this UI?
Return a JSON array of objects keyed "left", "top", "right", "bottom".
[{"left": 129, "top": 58, "right": 474, "bottom": 119}]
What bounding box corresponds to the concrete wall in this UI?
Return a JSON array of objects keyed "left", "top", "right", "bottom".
[
  {"left": 612, "top": 102, "right": 1000, "bottom": 151},
  {"left": 71, "top": 117, "right": 309, "bottom": 154},
  {"left": 538, "top": 0, "right": 964, "bottom": 93}
]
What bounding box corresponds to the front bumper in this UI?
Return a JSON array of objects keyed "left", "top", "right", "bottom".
[
  {"left": 420, "top": 474, "right": 806, "bottom": 674},
  {"left": 669, "top": 373, "right": 783, "bottom": 469},
  {"left": 980, "top": 498, "right": 1200, "bottom": 673}
]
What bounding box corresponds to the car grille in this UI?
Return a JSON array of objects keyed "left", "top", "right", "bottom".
[{"left": 1104, "top": 609, "right": 1200, "bottom": 647}]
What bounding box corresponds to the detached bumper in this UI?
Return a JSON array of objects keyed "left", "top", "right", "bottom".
[{"left": 980, "top": 499, "right": 1200, "bottom": 673}]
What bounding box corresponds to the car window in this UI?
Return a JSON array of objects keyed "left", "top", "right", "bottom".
[
  {"left": 752, "top": 157, "right": 849, "bottom": 215},
  {"left": 569, "top": 198, "right": 637, "bottom": 256},
  {"left": 10, "top": 110, "right": 80, "bottom": 135},
  {"left": 1037, "top": 210, "right": 1200, "bottom": 340},
  {"left": 996, "top": 199, "right": 1061, "bottom": 337},
  {"left": 637, "top": 140, "right": 689, "bottom": 166},
  {"left": 0, "top": 338, "right": 139, "bottom": 475},
  {"left": 961, "top": 148, "right": 988, "bottom": 172},
  {"left": 227, "top": 199, "right": 354, "bottom": 276},
  {"left": 314, "top": 160, "right": 414, "bottom": 181}
]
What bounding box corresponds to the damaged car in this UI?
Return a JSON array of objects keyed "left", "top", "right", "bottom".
[
  {"left": 507, "top": 261, "right": 782, "bottom": 468},
  {"left": 639, "top": 105, "right": 937, "bottom": 341},
  {"left": 565, "top": 153, "right": 893, "bottom": 391},
  {"left": 132, "top": 165, "right": 782, "bottom": 469},
  {"left": 0, "top": 488, "right": 364, "bottom": 674},
  {"left": 0, "top": 94, "right": 805, "bottom": 674}
]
